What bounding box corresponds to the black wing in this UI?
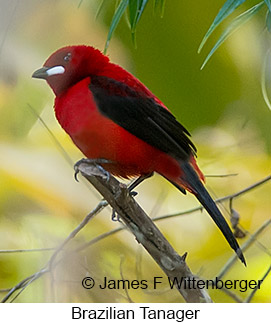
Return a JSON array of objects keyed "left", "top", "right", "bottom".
[
  {"left": 89, "top": 75, "right": 196, "bottom": 161},
  {"left": 89, "top": 76, "right": 246, "bottom": 265}
]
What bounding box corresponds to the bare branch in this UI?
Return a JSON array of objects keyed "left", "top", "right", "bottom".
[{"left": 76, "top": 161, "right": 212, "bottom": 303}]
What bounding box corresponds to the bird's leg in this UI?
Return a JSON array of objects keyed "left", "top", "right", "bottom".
[
  {"left": 74, "top": 158, "right": 113, "bottom": 182},
  {"left": 128, "top": 172, "right": 154, "bottom": 192},
  {"left": 111, "top": 173, "right": 154, "bottom": 222}
]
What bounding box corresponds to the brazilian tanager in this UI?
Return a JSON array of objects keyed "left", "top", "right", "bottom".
[{"left": 32, "top": 45, "right": 245, "bottom": 265}]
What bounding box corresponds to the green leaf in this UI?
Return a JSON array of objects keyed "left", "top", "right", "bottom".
[
  {"left": 198, "top": 0, "right": 247, "bottom": 53},
  {"left": 200, "top": 2, "right": 265, "bottom": 70},
  {"left": 266, "top": 10, "right": 271, "bottom": 32},
  {"left": 77, "top": 0, "right": 84, "bottom": 9},
  {"left": 104, "top": 0, "right": 129, "bottom": 54},
  {"left": 128, "top": 0, "right": 148, "bottom": 46},
  {"left": 261, "top": 49, "right": 271, "bottom": 110},
  {"left": 95, "top": 0, "right": 107, "bottom": 20},
  {"left": 154, "top": 0, "right": 166, "bottom": 18},
  {"left": 129, "top": 0, "right": 148, "bottom": 32},
  {"left": 129, "top": 0, "right": 139, "bottom": 31},
  {"left": 265, "top": 0, "right": 271, "bottom": 12}
]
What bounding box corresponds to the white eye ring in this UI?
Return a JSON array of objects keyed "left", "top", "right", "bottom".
[{"left": 46, "top": 66, "right": 65, "bottom": 76}]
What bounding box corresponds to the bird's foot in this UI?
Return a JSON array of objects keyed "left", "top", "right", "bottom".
[{"left": 74, "top": 158, "right": 112, "bottom": 182}]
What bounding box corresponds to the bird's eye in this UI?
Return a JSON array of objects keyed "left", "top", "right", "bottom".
[{"left": 63, "top": 53, "right": 71, "bottom": 62}]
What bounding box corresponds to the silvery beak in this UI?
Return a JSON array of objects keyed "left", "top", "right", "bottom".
[{"left": 32, "top": 67, "right": 50, "bottom": 79}]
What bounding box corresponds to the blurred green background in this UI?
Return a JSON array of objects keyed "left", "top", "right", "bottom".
[{"left": 0, "top": 0, "right": 270, "bottom": 302}]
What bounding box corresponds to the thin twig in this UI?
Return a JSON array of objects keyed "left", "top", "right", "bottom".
[
  {"left": 27, "top": 103, "right": 101, "bottom": 199},
  {"left": 1, "top": 268, "right": 49, "bottom": 303},
  {"left": 245, "top": 264, "right": 271, "bottom": 303},
  {"left": 0, "top": 247, "right": 54, "bottom": 254},
  {"left": 119, "top": 255, "right": 134, "bottom": 303},
  {"left": 0, "top": 288, "right": 12, "bottom": 293},
  {"left": 0, "top": 0, "right": 19, "bottom": 57},
  {"left": 75, "top": 227, "right": 123, "bottom": 252},
  {"left": 27, "top": 104, "right": 74, "bottom": 167},
  {"left": 220, "top": 287, "right": 243, "bottom": 303},
  {"left": 205, "top": 173, "right": 238, "bottom": 178}
]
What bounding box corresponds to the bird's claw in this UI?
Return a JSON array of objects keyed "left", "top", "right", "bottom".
[
  {"left": 74, "top": 158, "right": 88, "bottom": 182},
  {"left": 96, "top": 164, "right": 110, "bottom": 182},
  {"left": 74, "top": 158, "right": 112, "bottom": 182},
  {"left": 111, "top": 209, "right": 120, "bottom": 222},
  {"left": 74, "top": 167, "right": 80, "bottom": 182}
]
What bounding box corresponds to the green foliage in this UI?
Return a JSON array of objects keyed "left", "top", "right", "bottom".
[
  {"left": 264, "top": 0, "right": 271, "bottom": 12},
  {"left": 198, "top": 0, "right": 271, "bottom": 68},
  {"left": 261, "top": 49, "right": 271, "bottom": 110},
  {"left": 104, "top": 0, "right": 129, "bottom": 53},
  {"left": 104, "top": 0, "right": 165, "bottom": 52},
  {"left": 101, "top": 0, "right": 271, "bottom": 71},
  {"left": 266, "top": 10, "right": 271, "bottom": 31},
  {"left": 198, "top": 0, "right": 271, "bottom": 111},
  {"left": 198, "top": 0, "right": 247, "bottom": 54},
  {"left": 200, "top": 2, "right": 265, "bottom": 69},
  {"left": 129, "top": 0, "right": 148, "bottom": 45},
  {"left": 153, "top": 0, "right": 166, "bottom": 17}
]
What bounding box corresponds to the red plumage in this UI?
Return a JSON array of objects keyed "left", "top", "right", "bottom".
[
  {"left": 32, "top": 45, "right": 245, "bottom": 264},
  {"left": 54, "top": 77, "right": 199, "bottom": 184}
]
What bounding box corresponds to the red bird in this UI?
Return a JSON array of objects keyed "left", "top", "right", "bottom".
[{"left": 32, "top": 45, "right": 245, "bottom": 264}]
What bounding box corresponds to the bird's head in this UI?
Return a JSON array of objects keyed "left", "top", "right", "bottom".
[{"left": 32, "top": 45, "right": 109, "bottom": 96}]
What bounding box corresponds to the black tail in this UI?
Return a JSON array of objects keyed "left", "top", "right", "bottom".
[{"left": 181, "top": 162, "right": 246, "bottom": 266}]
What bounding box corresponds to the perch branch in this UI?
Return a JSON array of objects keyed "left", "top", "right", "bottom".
[{"left": 76, "top": 161, "right": 212, "bottom": 303}]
